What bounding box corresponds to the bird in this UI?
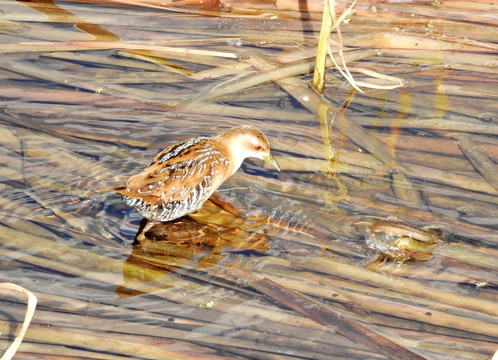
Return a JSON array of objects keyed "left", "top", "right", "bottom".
[{"left": 115, "top": 125, "right": 280, "bottom": 239}]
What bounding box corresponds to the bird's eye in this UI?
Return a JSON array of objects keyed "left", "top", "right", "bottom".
[{"left": 256, "top": 146, "right": 262, "bottom": 151}]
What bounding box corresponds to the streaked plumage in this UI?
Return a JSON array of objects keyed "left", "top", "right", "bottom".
[{"left": 115, "top": 125, "right": 279, "bottom": 226}]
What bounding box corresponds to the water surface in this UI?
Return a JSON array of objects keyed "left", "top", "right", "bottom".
[{"left": 0, "top": 1, "right": 497, "bottom": 359}]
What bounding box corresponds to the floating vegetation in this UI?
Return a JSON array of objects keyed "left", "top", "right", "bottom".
[{"left": 0, "top": 0, "right": 497, "bottom": 359}]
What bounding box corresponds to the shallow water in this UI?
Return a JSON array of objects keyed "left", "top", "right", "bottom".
[{"left": 0, "top": 1, "right": 497, "bottom": 359}]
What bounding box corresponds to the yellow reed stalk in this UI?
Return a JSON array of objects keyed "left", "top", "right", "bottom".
[
  {"left": 314, "top": 0, "right": 404, "bottom": 93},
  {"left": 312, "top": 0, "right": 333, "bottom": 93},
  {"left": 314, "top": 0, "right": 360, "bottom": 93}
]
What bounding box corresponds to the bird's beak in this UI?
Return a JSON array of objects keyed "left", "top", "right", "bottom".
[{"left": 263, "top": 154, "right": 280, "bottom": 171}]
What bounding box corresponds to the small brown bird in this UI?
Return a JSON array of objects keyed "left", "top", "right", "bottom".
[{"left": 115, "top": 125, "right": 280, "bottom": 237}]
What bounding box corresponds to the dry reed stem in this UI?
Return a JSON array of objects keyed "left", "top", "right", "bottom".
[
  {"left": 237, "top": 169, "right": 498, "bottom": 244},
  {"left": 298, "top": 256, "right": 498, "bottom": 317},
  {"left": 1, "top": 302, "right": 343, "bottom": 360},
  {"left": 258, "top": 272, "right": 498, "bottom": 338},
  {"left": 0, "top": 226, "right": 327, "bottom": 332},
  {"left": 3, "top": 296, "right": 326, "bottom": 359},
  {"left": 1, "top": 92, "right": 312, "bottom": 123},
  {"left": 243, "top": 52, "right": 401, "bottom": 169},
  {"left": 2, "top": 214, "right": 494, "bottom": 352},
  {"left": 345, "top": 32, "right": 497, "bottom": 53},
  {"left": 4, "top": 233, "right": 498, "bottom": 352},
  {"left": 0, "top": 283, "right": 37, "bottom": 360},
  {"left": 262, "top": 260, "right": 483, "bottom": 306},
  {"left": 452, "top": 133, "right": 498, "bottom": 192},
  {"left": 434, "top": 245, "right": 498, "bottom": 271},
  {"left": 17, "top": 41, "right": 240, "bottom": 58},
  {"left": 37, "top": 285, "right": 346, "bottom": 350},
  {"left": 1, "top": 217, "right": 496, "bottom": 354},
  {"left": 0, "top": 320, "right": 220, "bottom": 360},
  {"left": 22, "top": 283, "right": 319, "bottom": 343},
  {"left": 275, "top": 153, "right": 498, "bottom": 197},
  {"left": 353, "top": 117, "right": 498, "bottom": 136},
  {"left": 0, "top": 339, "right": 132, "bottom": 360},
  {"left": 177, "top": 49, "right": 376, "bottom": 106},
  {"left": 120, "top": 217, "right": 498, "bottom": 338},
  {"left": 43, "top": 51, "right": 170, "bottom": 71},
  {"left": 216, "top": 267, "right": 427, "bottom": 360}
]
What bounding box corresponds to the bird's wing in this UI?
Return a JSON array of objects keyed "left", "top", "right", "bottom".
[{"left": 115, "top": 138, "right": 230, "bottom": 206}]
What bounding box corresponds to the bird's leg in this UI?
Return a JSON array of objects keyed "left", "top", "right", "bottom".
[{"left": 136, "top": 220, "right": 157, "bottom": 241}]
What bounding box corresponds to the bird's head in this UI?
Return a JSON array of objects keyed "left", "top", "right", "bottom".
[{"left": 220, "top": 125, "right": 280, "bottom": 171}]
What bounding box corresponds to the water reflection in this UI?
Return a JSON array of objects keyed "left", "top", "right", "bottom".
[{"left": 117, "top": 196, "right": 271, "bottom": 297}]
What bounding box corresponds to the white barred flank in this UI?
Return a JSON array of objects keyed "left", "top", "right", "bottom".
[
  {"left": 180, "top": 185, "right": 191, "bottom": 196},
  {"left": 123, "top": 173, "right": 216, "bottom": 222}
]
